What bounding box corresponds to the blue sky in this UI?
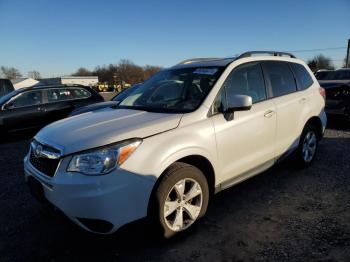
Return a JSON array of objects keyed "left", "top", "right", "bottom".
[{"left": 0, "top": 0, "right": 349, "bottom": 77}]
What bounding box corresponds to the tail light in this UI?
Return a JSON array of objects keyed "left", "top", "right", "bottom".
[{"left": 319, "top": 87, "right": 326, "bottom": 100}]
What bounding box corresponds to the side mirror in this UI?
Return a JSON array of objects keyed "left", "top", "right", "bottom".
[
  {"left": 224, "top": 95, "right": 252, "bottom": 121},
  {"left": 4, "top": 101, "right": 14, "bottom": 110}
]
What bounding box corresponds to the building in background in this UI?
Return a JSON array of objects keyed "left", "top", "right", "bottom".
[
  {"left": 39, "top": 76, "right": 98, "bottom": 87},
  {"left": 11, "top": 78, "right": 40, "bottom": 89}
]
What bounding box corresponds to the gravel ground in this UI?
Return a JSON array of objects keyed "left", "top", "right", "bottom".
[{"left": 0, "top": 117, "right": 349, "bottom": 262}]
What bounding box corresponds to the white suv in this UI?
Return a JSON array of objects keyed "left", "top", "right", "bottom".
[{"left": 24, "top": 51, "right": 327, "bottom": 238}]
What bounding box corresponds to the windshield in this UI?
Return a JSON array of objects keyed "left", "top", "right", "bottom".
[
  {"left": 112, "top": 84, "right": 142, "bottom": 103},
  {"left": 316, "top": 70, "right": 350, "bottom": 80},
  {"left": 0, "top": 89, "right": 21, "bottom": 105},
  {"left": 118, "top": 66, "right": 224, "bottom": 113},
  {"left": 330, "top": 70, "right": 350, "bottom": 80},
  {"left": 315, "top": 71, "right": 334, "bottom": 80}
]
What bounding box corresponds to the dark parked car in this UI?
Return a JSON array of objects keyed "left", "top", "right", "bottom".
[
  {"left": 314, "top": 69, "right": 334, "bottom": 80},
  {"left": 69, "top": 83, "right": 142, "bottom": 116},
  {"left": 318, "top": 69, "right": 350, "bottom": 119},
  {"left": 0, "top": 79, "right": 15, "bottom": 98},
  {"left": 0, "top": 85, "right": 104, "bottom": 134}
]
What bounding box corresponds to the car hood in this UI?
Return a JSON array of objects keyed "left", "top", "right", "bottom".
[
  {"left": 35, "top": 108, "right": 182, "bottom": 155},
  {"left": 69, "top": 101, "right": 119, "bottom": 116}
]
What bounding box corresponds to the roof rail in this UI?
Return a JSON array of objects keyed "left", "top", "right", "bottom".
[
  {"left": 237, "top": 51, "right": 296, "bottom": 59},
  {"left": 178, "top": 57, "right": 222, "bottom": 65}
]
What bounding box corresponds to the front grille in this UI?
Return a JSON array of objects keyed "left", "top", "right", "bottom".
[{"left": 29, "top": 146, "right": 60, "bottom": 177}]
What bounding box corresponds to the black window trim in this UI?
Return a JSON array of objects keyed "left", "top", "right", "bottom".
[{"left": 209, "top": 61, "right": 269, "bottom": 117}]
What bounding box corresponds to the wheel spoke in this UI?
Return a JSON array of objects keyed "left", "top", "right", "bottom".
[
  {"left": 174, "top": 179, "right": 185, "bottom": 198},
  {"left": 164, "top": 200, "right": 179, "bottom": 216},
  {"left": 184, "top": 203, "right": 201, "bottom": 220},
  {"left": 309, "top": 135, "right": 316, "bottom": 147},
  {"left": 163, "top": 177, "right": 204, "bottom": 232},
  {"left": 185, "top": 182, "right": 201, "bottom": 201},
  {"left": 173, "top": 208, "right": 183, "bottom": 230},
  {"left": 307, "top": 132, "right": 312, "bottom": 142},
  {"left": 302, "top": 131, "right": 318, "bottom": 162}
]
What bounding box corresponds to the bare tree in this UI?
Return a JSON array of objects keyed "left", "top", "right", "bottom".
[
  {"left": 307, "top": 54, "right": 335, "bottom": 72},
  {"left": 0, "top": 66, "right": 22, "bottom": 80},
  {"left": 71, "top": 67, "right": 93, "bottom": 76},
  {"left": 71, "top": 60, "right": 163, "bottom": 84},
  {"left": 28, "top": 70, "right": 41, "bottom": 79},
  {"left": 116, "top": 59, "right": 144, "bottom": 84},
  {"left": 143, "top": 65, "right": 163, "bottom": 80}
]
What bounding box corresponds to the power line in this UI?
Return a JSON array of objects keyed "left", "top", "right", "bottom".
[{"left": 286, "top": 47, "right": 346, "bottom": 53}]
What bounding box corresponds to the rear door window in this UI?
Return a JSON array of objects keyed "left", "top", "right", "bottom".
[
  {"left": 290, "top": 63, "right": 314, "bottom": 90},
  {"left": 263, "top": 61, "right": 297, "bottom": 97}
]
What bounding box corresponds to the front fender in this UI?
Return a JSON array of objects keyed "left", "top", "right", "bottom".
[{"left": 121, "top": 119, "right": 218, "bottom": 181}]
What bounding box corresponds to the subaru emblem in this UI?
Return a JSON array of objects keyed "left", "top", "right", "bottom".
[{"left": 34, "top": 144, "right": 43, "bottom": 158}]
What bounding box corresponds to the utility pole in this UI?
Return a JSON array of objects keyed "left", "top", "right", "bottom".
[{"left": 346, "top": 39, "right": 350, "bottom": 68}]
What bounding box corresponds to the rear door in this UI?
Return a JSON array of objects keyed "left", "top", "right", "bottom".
[
  {"left": 40, "top": 87, "right": 94, "bottom": 125},
  {"left": 262, "top": 61, "right": 304, "bottom": 156},
  {"left": 40, "top": 88, "right": 75, "bottom": 125},
  {"left": 1, "top": 89, "right": 45, "bottom": 131}
]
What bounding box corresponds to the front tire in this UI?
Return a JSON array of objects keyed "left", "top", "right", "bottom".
[
  {"left": 296, "top": 124, "right": 319, "bottom": 167},
  {"left": 150, "top": 162, "right": 209, "bottom": 238}
]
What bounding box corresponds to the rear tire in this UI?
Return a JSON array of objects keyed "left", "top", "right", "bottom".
[
  {"left": 296, "top": 124, "right": 319, "bottom": 167},
  {"left": 150, "top": 162, "right": 209, "bottom": 239}
]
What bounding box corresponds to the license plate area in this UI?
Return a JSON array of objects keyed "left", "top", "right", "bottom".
[{"left": 27, "top": 176, "right": 46, "bottom": 203}]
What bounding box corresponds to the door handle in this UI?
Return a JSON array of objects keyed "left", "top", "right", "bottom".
[
  {"left": 264, "top": 110, "right": 275, "bottom": 118},
  {"left": 37, "top": 107, "right": 46, "bottom": 112},
  {"left": 299, "top": 98, "right": 307, "bottom": 104}
]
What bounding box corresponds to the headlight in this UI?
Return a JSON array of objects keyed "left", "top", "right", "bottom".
[{"left": 67, "top": 139, "right": 142, "bottom": 175}]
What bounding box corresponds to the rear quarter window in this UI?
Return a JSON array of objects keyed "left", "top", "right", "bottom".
[
  {"left": 290, "top": 63, "right": 314, "bottom": 90},
  {"left": 71, "top": 88, "right": 91, "bottom": 99}
]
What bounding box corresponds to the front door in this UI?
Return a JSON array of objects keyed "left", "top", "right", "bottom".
[
  {"left": 211, "top": 62, "right": 277, "bottom": 185},
  {"left": 2, "top": 90, "right": 46, "bottom": 131}
]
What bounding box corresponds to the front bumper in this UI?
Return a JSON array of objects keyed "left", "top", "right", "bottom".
[{"left": 24, "top": 154, "right": 155, "bottom": 234}]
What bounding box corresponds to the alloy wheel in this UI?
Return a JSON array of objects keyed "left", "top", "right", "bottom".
[
  {"left": 302, "top": 130, "right": 317, "bottom": 162},
  {"left": 163, "top": 178, "right": 203, "bottom": 232}
]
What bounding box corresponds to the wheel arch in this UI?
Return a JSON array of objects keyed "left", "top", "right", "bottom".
[
  {"left": 304, "top": 116, "right": 324, "bottom": 140},
  {"left": 147, "top": 154, "right": 216, "bottom": 216}
]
